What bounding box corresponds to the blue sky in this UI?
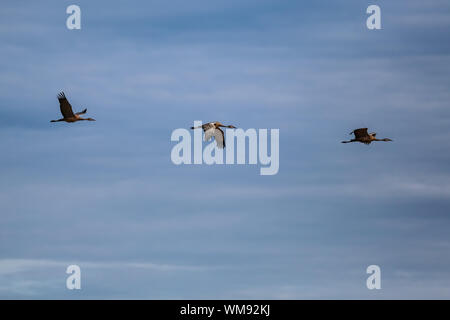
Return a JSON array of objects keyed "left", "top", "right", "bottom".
[{"left": 1, "top": 0, "right": 450, "bottom": 299}]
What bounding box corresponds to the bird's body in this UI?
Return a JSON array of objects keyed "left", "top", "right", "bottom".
[
  {"left": 190, "top": 122, "right": 236, "bottom": 149},
  {"left": 51, "top": 92, "right": 95, "bottom": 123},
  {"left": 342, "top": 128, "right": 392, "bottom": 144}
]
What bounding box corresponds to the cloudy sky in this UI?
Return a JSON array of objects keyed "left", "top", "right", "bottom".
[{"left": 1, "top": 0, "right": 450, "bottom": 299}]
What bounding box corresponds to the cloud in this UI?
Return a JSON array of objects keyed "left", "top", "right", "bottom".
[
  {"left": 0, "top": 258, "right": 206, "bottom": 276},
  {"left": 0, "top": 258, "right": 214, "bottom": 298}
]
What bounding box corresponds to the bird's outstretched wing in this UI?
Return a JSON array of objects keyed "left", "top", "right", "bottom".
[
  {"left": 203, "top": 123, "right": 216, "bottom": 140},
  {"left": 57, "top": 92, "right": 75, "bottom": 118},
  {"left": 204, "top": 127, "right": 215, "bottom": 142},
  {"left": 76, "top": 108, "right": 87, "bottom": 115},
  {"left": 351, "top": 128, "right": 369, "bottom": 139},
  {"left": 203, "top": 127, "right": 225, "bottom": 148},
  {"left": 213, "top": 127, "right": 225, "bottom": 149}
]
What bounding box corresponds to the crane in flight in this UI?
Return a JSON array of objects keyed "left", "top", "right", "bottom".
[
  {"left": 51, "top": 92, "right": 95, "bottom": 123},
  {"left": 191, "top": 122, "right": 236, "bottom": 149},
  {"left": 342, "top": 128, "right": 392, "bottom": 144}
]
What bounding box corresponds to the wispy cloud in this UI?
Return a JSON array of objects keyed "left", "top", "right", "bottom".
[{"left": 0, "top": 258, "right": 207, "bottom": 276}]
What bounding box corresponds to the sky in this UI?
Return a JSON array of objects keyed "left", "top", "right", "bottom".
[{"left": 1, "top": 0, "right": 450, "bottom": 299}]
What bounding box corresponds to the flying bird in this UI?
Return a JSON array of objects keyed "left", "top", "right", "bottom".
[
  {"left": 342, "top": 128, "right": 392, "bottom": 144},
  {"left": 190, "top": 122, "right": 236, "bottom": 149},
  {"left": 51, "top": 92, "right": 95, "bottom": 123}
]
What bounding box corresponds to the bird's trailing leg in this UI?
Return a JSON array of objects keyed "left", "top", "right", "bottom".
[{"left": 50, "top": 118, "right": 64, "bottom": 123}]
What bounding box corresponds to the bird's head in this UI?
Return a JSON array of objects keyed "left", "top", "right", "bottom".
[{"left": 214, "top": 121, "right": 223, "bottom": 127}]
